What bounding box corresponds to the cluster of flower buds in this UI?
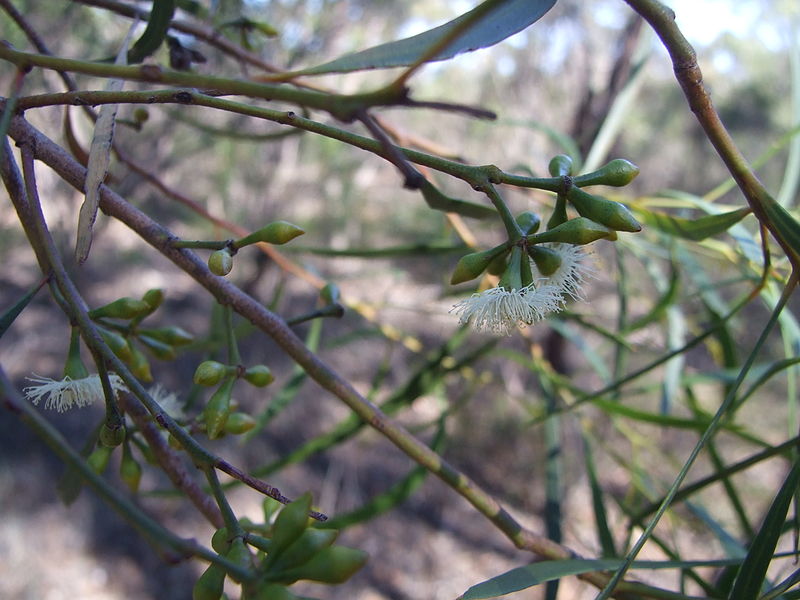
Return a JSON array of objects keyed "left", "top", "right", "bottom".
[
  {"left": 194, "top": 494, "right": 367, "bottom": 600},
  {"left": 451, "top": 156, "right": 641, "bottom": 334},
  {"left": 206, "top": 220, "right": 305, "bottom": 277},
  {"left": 88, "top": 288, "right": 195, "bottom": 382},
  {"left": 192, "top": 360, "right": 274, "bottom": 440}
]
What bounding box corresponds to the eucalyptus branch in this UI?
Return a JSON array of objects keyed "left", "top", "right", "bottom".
[
  {"left": 0, "top": 43, "right": 471, "bottom": 122},
  {"left": 6, "top": 131, "right": 307, "bottom": 520},
  {"left": 214, "top": 459, "right": 328, "bottom": 522},
  {"left": 0, "top": 367, "right": 251, "bottom": 578},
  {"left": 356, "top": 108, "right": 424, "bottom": 189},
  {"left": 624, "top": 0, "right": 800, "bottom": 273},
  {"left": 118, "top": 392, "right": 224, "bottom": 528},
  {"left": 10, "top": 89, "right": 566, "bottom": 193},
  {"left": 5, "top": 113, "right": 681, "bottom": 600}
]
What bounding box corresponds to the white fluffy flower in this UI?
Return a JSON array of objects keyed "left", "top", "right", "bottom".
[
  {"left": 23, "top": 373, "right": 128, "bottom": 412},
  {"left": 148, "top": 384, "right": 186, "bottom": 421},
  {"left": 450, "top": 283, "right": 563, "bottom": 335},
  {"left": 534, "top": 243, "right": 596, "bottom": 302}
]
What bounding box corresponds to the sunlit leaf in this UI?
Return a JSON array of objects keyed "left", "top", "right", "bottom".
[{"left": 296, "top": 0, "right": 556, "bottom": 75}]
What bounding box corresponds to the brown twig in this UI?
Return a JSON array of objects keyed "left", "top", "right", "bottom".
[
  {"left": 119, "top": 392, "right": 224, "bottom": 528},
  {"left": 624, "top": 0, "right": 800, "bottom": 273}
]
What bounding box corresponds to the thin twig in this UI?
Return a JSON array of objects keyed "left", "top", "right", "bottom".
[
  {"left": 119, "top": 393, "right": 224, "bottom": 528},
  {"left": 624, "top": 0, "right": 800, "bottom": 272}
]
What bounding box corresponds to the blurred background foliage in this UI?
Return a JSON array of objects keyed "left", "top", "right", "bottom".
[{"left": 2, "top": 1, "right": 800, "bottom": 599}]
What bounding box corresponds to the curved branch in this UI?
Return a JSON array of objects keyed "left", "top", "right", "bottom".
[{"left": 624, "top": 0, "right": 800, "bottom": 272}]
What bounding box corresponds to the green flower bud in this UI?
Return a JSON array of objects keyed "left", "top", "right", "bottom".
[
  {"left": 234, "top": 221, "right": 305, "bottom": 248},
  {"left": 192, "top": 564, "right": 225, "bottom": 600},
  {"left": 265, "top": 493, "right": 312, "bottom": 568},
  {"left": 272, "top": 545, "right": 368, "bottom": 585},
  {"left": 120, "top": 444, "right": 142, "bottom": 492},
  {"left": 486, "top": 251, "right": 508, "bottom": 276},
  {"left": 63, "top": 327, "right": 89, "bottom": 380},
  {"left": 138, "top": 335, "right": 178, "bottom": 360},
  {"left": 141, "top": 288, "right": 164, "bottom": 311},
  {"left": 243, "top": 364, "right": 274, "bottom": 387},
  {"left": 138, "top": 326, "right": 194, "bottom": 346},
  {"left": 519, "top": 246, "right": 534, "bottom": 287},
  {"left": 99, "top": 422, "right": 125, "bottom": 448},
  {"left": 226, "top": 537, "right": 254, "bottom": 577},
  {"left": 97, "top": 327, "right": 134, "bottom": 363},
  {"left": 211, "top": 527, "right": 231, "bottom": 554},
  {"left": 573, "top": 158, "right": 640, "bottom": 187},
  {"left": 450, "top": 244, "right": 510, "bottom": 285},
  {"left": 528, "top": 245, "right": 562, "bottom": 276},
  {"left": 203, "top": 378, "right": 234, "bottom": 440},
  {"left": 193, "top": 361, "right": 229, "bottom": 386},
  {"left": 548, "top": 154, "right": 573, "bottom": 177},
  {"left": 269, "top": 528, "right": 338, "bottom": 572},
  {"left": 547, "top": 194, "right": 569, "bottom": 230},
  {"left": 87, "top": 445, "right": 113, "bottom": 474},
  {"left": 129, "top": 345, "right": 153, "bottom": 382},
  {"left": 319, "top": 283, "right": 340, "bottom": 305},
  {"left": 567, "top": 188, "right": 641, "bottom": 232},
  {"left": 515, "top": 211, "right": 541, "bottom": 235},
  {"left": 224, "top": 412, "right": 256, "bottom": 435},
  {"left": 529, "top": 217, "right": 613, "bottom": 245},
  {"left": 133, "top": 107, "right": 149, "bottom": 124},
  {"left": 498, "top": 247, "right": 524, "bottom": 291},
  {"left": 208, "top": 249, "right": 233, "bottom": 276},
  {"left": 88, "top": 297, "right": 151, "bottom": 320}
]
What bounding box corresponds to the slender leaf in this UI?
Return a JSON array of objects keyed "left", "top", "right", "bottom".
[
  {"left": 636, "top": 207, "right": 751, "bottom": 241},
  {"left": 583, "top": 433, "right": 616, "bottom": 557},
  {"left": 623, "top": 262, "right": 679, "bottom": 332},
  {"left": 297, "top": 0, "right": 556, "bottom": 75},
  {"left": 460, "top": 557, "right": 751, "bottom": 599},
  {"left": 0, "top": 277, "right": 47, "bottom": 339},
  {"left": 127, "top": 0, "right": 175, "bottom": 63},
  {"left": 728, "top": 460, "right": 800, "bottom": 599},
  {"left": 76, "top": 28, "right": 135, "bottom": 263}
]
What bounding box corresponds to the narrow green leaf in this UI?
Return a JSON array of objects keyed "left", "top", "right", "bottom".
[
  {"left": 728, "top": 460, "right": 800, "bottom": 599},
  {"left": 0, "top": 277, "right": 47, "bottom": 339},
  {"left": 762, "top": 198, "right": 800, "bottom": 263},
  {"left": 623, "top": 263, "right": 680, "bottom": 333},
  {"left": 461, "top": 557, "right": 751, "bottom": 599},
  {"left": 582, "top": 434, "right": 616, "bottom": 557},
  {"left": 127, "top": 0, "right": 175, "bottom": 64},
  {"left": 76, "top": 28, "right": 135, "bottom": 263},
  {"left": 593, "top": 399, "right": 717, "bottom": 431},
  {"left": 636, "top": 207, "right": 751, "bottom": 241},
  {"left": 297, "top": 0, "right": 556, "bottom": 75},
  {"left": 685, "top": 501, "right": 747, "bottom": 561}
]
